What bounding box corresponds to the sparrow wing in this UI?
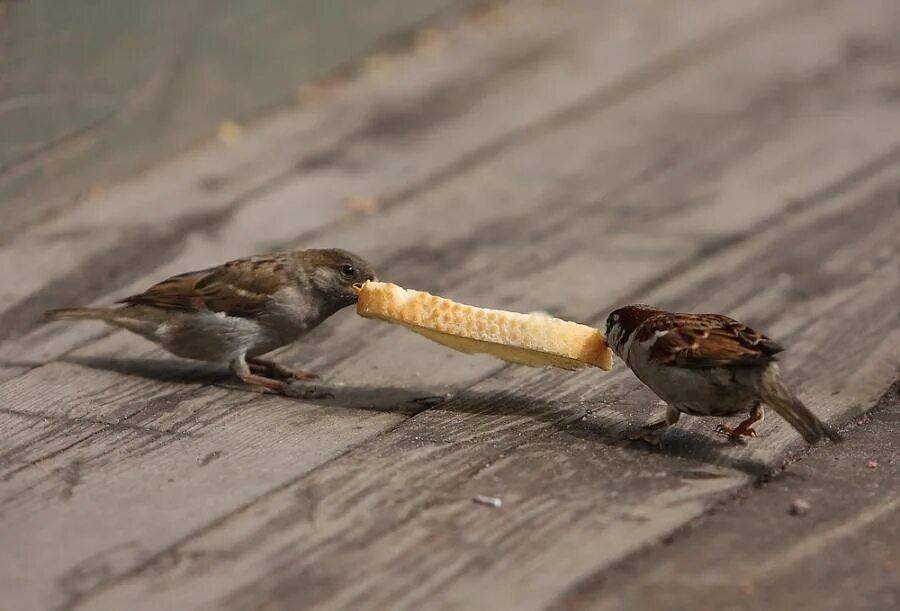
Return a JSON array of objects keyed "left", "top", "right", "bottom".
[
  {"left": 640, "top": 313, "right": 783, "bottom": 368},
  {"left": 118, "top": 254, "right": 294, "bottom": 317}
]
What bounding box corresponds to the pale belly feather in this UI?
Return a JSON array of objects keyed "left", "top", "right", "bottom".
[
  {"left": 156, "top": 310, "right": 314, "bottom": 363},
  {"left": 628, "top": 354, "right": 758, "bottom": 417},
  {"left": 126, "top": 287, "right": 334, "bottom": 364}
]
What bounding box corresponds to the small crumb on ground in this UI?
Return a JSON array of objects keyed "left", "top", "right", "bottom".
[
  {"left": 473, "top": 495, "right": 502, "bottom": 508},
  {"left": 346, "top": 195, "right": 381, "bottom": 216},
  {"left": 867, "top": 459, "right": 879, "bottom": 469},
  {"left": 789, "top": 499, "right": 811, "bottom": 516},
  {"left": 414, "top": 28, "right": 445, "bottom": 54},
  {"left": 361, "top": 53, "right": 393, "bottom": 79},
  {"left": 217, "top": 121, "right": 242, "bottom": 145},
  {"left": 296, "top": 78, "right": 342, "bottom": 105}
]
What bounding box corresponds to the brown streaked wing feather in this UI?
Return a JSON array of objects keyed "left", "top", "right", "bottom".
[
  {"left": 118, "top": 254, "right": 293, "bottom": 317},
  {"left": 640, "top": 313, "right": 783, "bottom": 367},
  {"left": 117, "top": 269, "right": 213, "bottom": 311}
]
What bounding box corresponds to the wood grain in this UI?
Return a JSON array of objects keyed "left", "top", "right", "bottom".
[
  {"left": 82, "top": 139, "right": 900, "bottom": 611},
  {"left": 1, "top": 3, "right": 801, "bottom": 609},
  {"left": 0, "top": 0, "right": 899, "bottom": 609}
]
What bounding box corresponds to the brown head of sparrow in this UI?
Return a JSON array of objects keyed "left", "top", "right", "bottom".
[
  {"left": 605, "top": 304, "right": 841, "bottom": 444},
  {"left": 46, "top": 248, "right": 376, "bottom": 392}
]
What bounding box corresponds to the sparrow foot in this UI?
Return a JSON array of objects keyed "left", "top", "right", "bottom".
[
  {"left": 237, "top": 372, "right": 288, "bottom": 394},
  {"left": 716, "top": 403, "right": 764, "bottom": 440},
  {"left": 715, "top": 422, "right": 758, "bottom": 440},
  {"left": 247, "top": 357, "right": 319, "bottom": 381},
  {"left": 232, "top": 357, "right": 290, "bottom": 394}
]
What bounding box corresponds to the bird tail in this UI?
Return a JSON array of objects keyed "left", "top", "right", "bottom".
[
  {"left": 755, "top": 364, "right": 842, "bottom": 444},
  {"left": 44, "top": 307, "right": 118, "bottom": 321}
]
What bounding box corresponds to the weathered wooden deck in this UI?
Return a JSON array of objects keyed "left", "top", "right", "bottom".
[{"left": 1, "top": 1, "right": 899, "bottom": 610}]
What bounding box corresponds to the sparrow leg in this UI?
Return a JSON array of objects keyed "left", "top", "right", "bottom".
[
  {"left": 716, "top": 402, "right": 764, "bottom": 440},
  {"left": 247, "top": 356, "right": 319, "bottom": 381},
  {"left": 231, "top": 356, "right": 287, "bottom": 393}
]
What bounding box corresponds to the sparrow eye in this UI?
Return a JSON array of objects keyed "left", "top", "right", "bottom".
[{"left": 339, "top": 264, "right": 355, "bottom": 278}]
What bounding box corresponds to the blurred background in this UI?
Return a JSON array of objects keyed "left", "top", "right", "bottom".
[{"left": 0, "top": 0, "right": 465, "bottom": 221}]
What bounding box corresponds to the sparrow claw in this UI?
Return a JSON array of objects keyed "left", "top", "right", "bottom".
[
  {"left": 237, "top": 373, "right": 288, "bottom": 394},
  {"left": 716, "top": 423, "right": 757, "bottom": 440},
  {"left": 248, "top": 358, "right": 318, "bottom": 381}
]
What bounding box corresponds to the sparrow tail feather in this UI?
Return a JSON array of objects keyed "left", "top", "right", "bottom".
[
  {"left": 756, "top": 366, "right": 842, "bottom": 444},
  {"left": 44, "top": 307, "right": 118, "bottom": 321}
]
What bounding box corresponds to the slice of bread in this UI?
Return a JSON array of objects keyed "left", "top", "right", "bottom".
[{"left": 356, "top": 281, "right": 613, "bottom": 370}]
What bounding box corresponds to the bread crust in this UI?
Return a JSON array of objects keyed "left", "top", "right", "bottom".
[{"left": 356, "top": 281, "right": 613, "bottom": 370}]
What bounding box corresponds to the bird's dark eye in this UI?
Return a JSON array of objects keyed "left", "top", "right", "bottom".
[{"left": 339, "top": 264, "right": 355, "bottom": 278}]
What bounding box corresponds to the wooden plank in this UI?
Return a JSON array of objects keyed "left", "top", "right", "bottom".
[
  {"left": 79, "top": 142, "right": 900, "bottom": 611},
  {"left": 0, "top": 1, "right": 895, "bottom": 609}
]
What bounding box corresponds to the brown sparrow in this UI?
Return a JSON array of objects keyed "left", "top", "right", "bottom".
[
  {"left": 605, "top": 304, "right": 841, "bottom": 444},
  {"left": 45, "top": 248, "right": 376, "bottom": 392}
]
